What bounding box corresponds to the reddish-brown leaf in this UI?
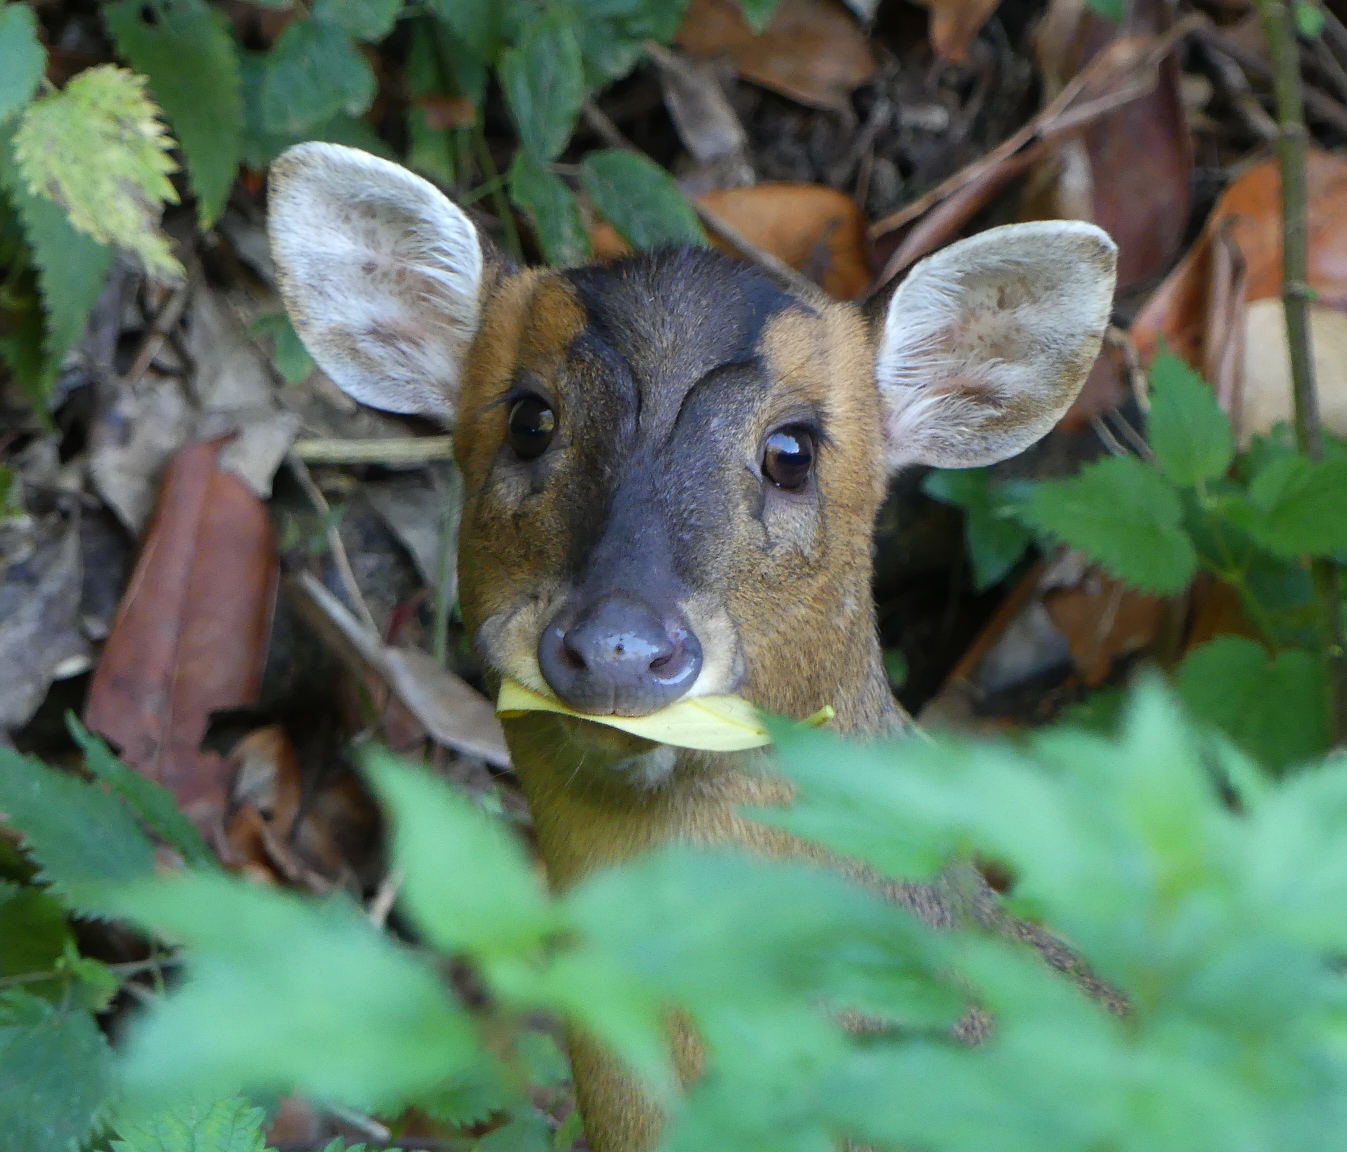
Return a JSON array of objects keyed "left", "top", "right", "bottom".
[
  {"left": 84, "top": 439, "right": 278, "bottom": 834},
  {"left": 676, "top": 0, "right": 876, "bottom": 112}
]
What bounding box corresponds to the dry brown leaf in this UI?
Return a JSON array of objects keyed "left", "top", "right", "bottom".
[
  {"left": 1241, "top": 300, "right": 1347, "bottom": 444},
  {"left": 908, "top": 0, "right": 1004, "bottom": 64},
  {"left": 594, "top": 183, "right": 870, "bottom": 300},
  {"left": 1027, "top": 0, "right": 1193, "bottom": 291},
  {"left": 1043, "top": 574, "right": 1166, "bottom": 688},
  {"left": 84, "top": 439, "right": 279, "bottom": 833},
  {"left": 1130, "top": 149, "right": 1347, "bottom": 440},
  {"left": 676, "top": 0, "right": 876, "bottom": 112}
]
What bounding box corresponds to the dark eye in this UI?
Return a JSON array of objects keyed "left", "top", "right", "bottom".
[
  {"left": 762, "top": 427, "right": 815, "bottom": 491},
  {"left": 507, "top": 395, "right": 556, "bottom": 460}
]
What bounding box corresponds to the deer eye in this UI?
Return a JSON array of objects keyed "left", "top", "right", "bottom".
[
  {"left": 507, "top": 395, "right": 556, "bottom": 460},
  {"left": 762, "top": 427, "right": 815, "bottom": 491}
]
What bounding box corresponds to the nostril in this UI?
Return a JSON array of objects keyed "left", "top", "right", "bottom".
[{"left": 647, "top": 644, "right": 678, "bottom": 674}]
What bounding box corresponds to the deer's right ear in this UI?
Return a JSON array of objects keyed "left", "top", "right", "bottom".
[{"left": 267, "top": 142, "right": 485, "bottom": 423}]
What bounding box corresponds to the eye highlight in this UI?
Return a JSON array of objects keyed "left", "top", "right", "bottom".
[
  {"left": 762, "top": 426, "right": 815, "bottom": 491},
  {"left": 507, "top": 395, "right": 556, "bottom": 460}
]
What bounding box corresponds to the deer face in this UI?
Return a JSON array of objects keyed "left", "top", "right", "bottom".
[{"left": 268, "top": 143, "right": 1116, "bottom": 748}]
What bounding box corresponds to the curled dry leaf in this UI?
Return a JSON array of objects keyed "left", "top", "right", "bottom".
[
  {"left": 593, "top": 183, "right": 870, "bottom": 300},
  {"left": 907, "top": 0, "right": 1004, "bottom": 64},
  {"left": 1028, "top": 0, "right": 1193, "bottom": 291},
  {"left": 84, "top": 439, "right": 279, "bottom": 833},
  {"left": 0, "top": 512, "right": 88, "bottom": 733},
  {"left": 676, "top": 0, "right": 876, "bottom": 113},
  {"left": 1130, "top": 150, "right": 1347, "bottom": 443}
]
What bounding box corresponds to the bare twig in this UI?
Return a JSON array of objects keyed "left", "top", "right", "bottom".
[
  {"left": 580, "top": 100, "right": 822, "bottom": 299},
  {"left": 122, "top": 281, "right": 192, "bottom": 390},
  {"left": 1254, "top": 0, "right": 1347, "bottom": 742},
  {"left": 367, "top": 866, "right": 404, "bottom": 927},
  {"left": 285, "top": 453, "right": 380, "bottom": 636},
  {"left": 1198, "top": 20, "right": 1347, "bottom": 132},
  {"left": 290, "top": 435, "right": 456, "bottom": 465},
  {"left": 868, "top": 17, "right": 1203, "bottom": 243}
]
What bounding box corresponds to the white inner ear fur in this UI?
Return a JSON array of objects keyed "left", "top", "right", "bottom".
[
  {"left": 876, "top": 220, "right": 1118, "bottom": 470},
  {"left": 266, "top": 142, "right": 483, "bottom": 423}
]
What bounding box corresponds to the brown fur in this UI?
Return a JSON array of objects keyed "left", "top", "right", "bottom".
[{"left": 448, "top": 249, "right": 1113, "bottom": 1151}]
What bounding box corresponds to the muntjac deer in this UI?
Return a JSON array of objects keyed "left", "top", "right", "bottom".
[{"left": 267, "top": 142, "right": 1119, "bottom": 1152}]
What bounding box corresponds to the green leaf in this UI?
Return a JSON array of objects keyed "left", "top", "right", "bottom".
[
  {"left": 249, "top": 311, "right": 316, "bottom": 385},
  {"left": 0, "top": 2, "right": 45, "bottom": 123},
  {"left": 0, "top": 989, "right": 113, "bottom": 1152},
  {"left": 67, "top": 715, "right": 216, "bottom": 869},
  {"left": 479, "top": 1112, "right": 553, "bottom": 1152},
  {"left": 499, "top": 13, "right": 585, "bottom": 162},
  {"left": 103, "top": 0, "right": 243, "bottom": 229},
  {"left": 579, "top": 149, "right": 706, "bottom": 251},
  {"left": 407, "top": 107, "right": 456, "bottom": 186},
  {"left": 361, "top": 749, "right": 554, "bottom": 958},
  {"left": 0, "top": 137, "right": 114, "bottom": 401},
  {"left": 1146, "top": 351, "right": 1233, "bottom": 487},
  {"left": 735, "top": 0, "right": 782, "bottom": 32},
  {"left": 12, "top": 65, "right": 180, "bottom": 277},
  {"left": 1084, "top": 0, "right": 1124, "bottom": 20},
  {"left": 509, "top": 152, "right": 591, "bottom": 266},
  {"left": 0, "top": 883, "right": 74, "bottom": 1000},
  {"left": 426, "top": 0, "right": 500, "bottom": 61},
  {"left": 261, "top": 18, "right": 375, "bottom": 136},
  {"left": 106, "top": 872, "right": 480, "bottom": 1111},
  {"left": 112, "top": 1097, "right": 268, "bottom": 1152},
  {"left": 1015, "top": 454, "right": 1197, "bottom": 594},
  {"left": 1242, "top": 453, "right": 1347, "bottom": 558},
  {"left": 1295, "top": 0, "right": 1325, "bottom": 38},
  {"left": 313, "top": 0, "right": 403, "bottom": 42},
  {"left": 922, "top": 468, "right": 1032, "bottom": 590},
  {"left": 1176, "top": 636, "right": 1329, "bottom": 772},
  {"left": 0, "top": 745, "right": 156, "bottom": 911},
  {"left": 516, "top": 1030, "right": 570, "bottom": 1088}
]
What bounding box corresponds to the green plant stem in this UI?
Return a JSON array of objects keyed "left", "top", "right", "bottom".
[
  {"left": 1258, "top": 0, "right": 1347, "bottom": 745},
  {"left": 472, "top": 129, "right": 523, "bottom": 262}
]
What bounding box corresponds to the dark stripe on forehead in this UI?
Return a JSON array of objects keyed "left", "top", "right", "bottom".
[{"left": 563, "top": 247, "right": 801, "bottom": 368}]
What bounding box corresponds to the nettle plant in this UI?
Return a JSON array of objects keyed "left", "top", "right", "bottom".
[
  {"left": 925, "top": 351, "right": 1347, "bottom": 772},
  {"left": 3, "top": 683, "right": 1347, "bottom": 1151},
  {"left": 0, "top": 0, "right": 762, "bottom": 404}
]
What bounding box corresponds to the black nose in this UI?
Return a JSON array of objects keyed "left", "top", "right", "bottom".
[{"left": 537, "top": 594, "right": 702, "bottom": 716}]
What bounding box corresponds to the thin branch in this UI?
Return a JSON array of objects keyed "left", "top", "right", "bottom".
[
  {"left": 285, "top": 453, "right": 380, "bottom": 637},
  {"left": 1254, "top": 0, "right": 1347, "bottom": 743},
  {"left": 290, "top": 436, "right": 456, "bottom": 465}
]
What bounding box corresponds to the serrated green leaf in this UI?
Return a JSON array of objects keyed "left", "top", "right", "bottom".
[
  {"left": 500, "top": 13, "right": 585, "bottom": 162},
  {"left": 509, "top": 152, "right": 590, "bottom": 266},
  {"left": 579, "top": 149, "right": 706, "bottom": 251},
  {"left": 261, "top": 18, "right": 375, "bottom": 136},
  {"left": 1146, "top": 351, "right": 1233, "bottom": 486},
  {"left": 480, "top": 1112, "right": 554, "bottom": 1152},
  {"left": 0, "top": 989, "right": 113, "bottom": 1152},
  {"left": 516, "top": 1030, "right": 570, "bottom": 1088},
  {"left": 1015, "top": 454, "right": 1197, "bottom": 594},
  {"left": 12, "top": 65, "right": 180, "bottom": 277},
  {"left": 413, "top": 1061, "right": 511, "bottom": 1128},
  {"left": 1176, "top": 636, "right": 1329, "bottom": 772},
  {"left": 249, "top": 311, "right": 316, "bottom": 384},
  {"left": 67, "top": 715, "right": 215, "bottom": 869},
  {"left": 103, "top": 0, "right": 242, "bottom": 229},
  {"left": 106, "top": 872, "right": 480, "bottom": 1111},
  {"left": 313, "top": 0, "right": 402, "bottom": 42},
  {"left": 1242, "top": 453, "right": 1347, "bottom": 559},
  {"left": 922, "top": 467, "right": 1032, "bottom": 590},
  {"left": 0, "top": 2, "right": 45, "bottom": 123},
  {"left": 0, "top": 139, "right": 114, "bottom": 401},
  {"left": 112, "top": 1097, "right": 268, "bottom": 1152},
  {"left": 0, "top": 883, "right": 73, "bottom": 1001},
  {"left": 0, "top": 745, "right": 156, "bottom": 911},
  {"left": 361, "top": 749, "right": 554, "bottom": 958}
]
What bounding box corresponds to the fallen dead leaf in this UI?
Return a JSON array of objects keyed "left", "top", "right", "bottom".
[
  {"left": 648, "top": 41, "right": 749, "bottom": 167},
  {"left": 909, "top": 0, "right": 1004, "bottom": 64},
  {"left": 84, "top": 439, "right": 279, "bottom": 833},
  {"left": 593, "top": 183, "right": 871, "bottom": 300},
  {"left": 1241, "top": 300, "right": 1347, "bottom": 444},
  {"left": 1043, "top": 573, "right": 1167, "bottom": 688},
  {"left": 1130, "top": 149, "right": 1347, "bottom": 440},
  {"left": 1027, "top": 0, "right": 1193, "bottom": 291},
  {"left": 676, "top": 0, "right": 876, "bottom": 113},
  {"left": 0, "top": 512, "right": 88, "bottom": 733}
]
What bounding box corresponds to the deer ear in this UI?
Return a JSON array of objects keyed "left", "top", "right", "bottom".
[
  {"left": 875, "top": 220, "right": 1117, "bottom": 470},
  {"left": 267, "top": 142, "right": 485, "bottom": 423}
]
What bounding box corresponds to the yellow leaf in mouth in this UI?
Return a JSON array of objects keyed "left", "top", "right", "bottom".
[{"left": 494, "top": 679, "right": 782, "bottom": 752}]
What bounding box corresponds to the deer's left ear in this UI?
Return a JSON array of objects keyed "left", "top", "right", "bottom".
[{"left": 874, "top": 221, "right": 1118, "bottom": 470}]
